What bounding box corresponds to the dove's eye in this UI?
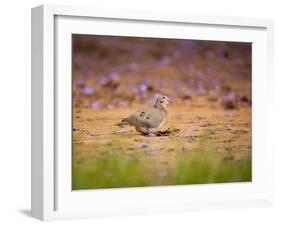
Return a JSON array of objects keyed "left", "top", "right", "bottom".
[
  {"left": 162, "top": 97, "right": 165, "bottom": 99},
  {"left": 160, "top": 101, "right": 163, "bottom": 103}
]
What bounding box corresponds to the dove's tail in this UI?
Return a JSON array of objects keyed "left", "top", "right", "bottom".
[{"left": 115, "top": 118, "right": 129, "bottom": 127}]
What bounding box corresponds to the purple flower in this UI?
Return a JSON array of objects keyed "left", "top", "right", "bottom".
[
  {"left": 222, "top": 92, "right": 236, "bottom": 103},
  {"left": 158, "top": 56, "right": 171, "bottom": 66},
  {"left": 109, "top": 71, "right": 120, "bottom": 81},
  {"left": 139, "top": 82, "right": 150, "bottom": 99},
  {"left": 153, "top": 93, "right": 162, "bottom": 102},
  {"left": 83, "top": 68, "right": 93, "bottom": 76},
  {"left": 140, "top": 91, "right": 147, "bottom": 99},
  {"left": 117, "top": 100, "right": 128, "bottom": 108},
  {"left": 167, "top": 95, "right": 173, "bottom": 102},
  {"left": 196, "top": 82, "right": 206, "bottom": 95},
  {"left": 83, "top": 86, "right": 95, "bottom": 96},
  {"left": 187, "top": 79, "right": 194, "bottom": 86},
  {"left": 209, "top": 79, "right": 218, "bottom": 87},
  {"left": 90, "top": 101, "right": 102, "bottom": 109},
  {"left": 139, "top": 81, "right": 153, "bottom": 98},
  {"left": 99, "top": 76, "right": 109, "bottom": 85},
  {"left": 173, "top": 80, "right": 181, "bottom": 89},
  {"left": 214, "top": 85, "right": 221, "bottom": 93},
  {"left": 227, "top": 92, "right": 236, "bottom": 101},
  {"left": 129, "top": 62, "right": 139, "bottom": 70},
  {"left": 139, "top": 83, "right": 148, "bottom": 92},
  {"left": 76, "top": 79, "right": 85, "bottom": 87},
  {"left": 221, "top": 92, "right": 237, "bottom": 109},
  {"left": 139, "top": 80, "right": 150, "bottom": 92}
]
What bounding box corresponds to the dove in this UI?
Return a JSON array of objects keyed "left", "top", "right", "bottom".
[{"left": 116, "top": 95, "right": 172, "bottom": 134}]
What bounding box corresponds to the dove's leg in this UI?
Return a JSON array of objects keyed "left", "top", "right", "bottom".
[{"left": 135, "top": 126, "right": 150, "bottom": 135}]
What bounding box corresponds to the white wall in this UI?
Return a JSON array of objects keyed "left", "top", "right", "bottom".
[{"left": 0, "top": 0, "right": 280, "bottom": 225}]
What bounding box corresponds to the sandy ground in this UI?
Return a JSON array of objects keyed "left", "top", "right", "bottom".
[{"left": 73, "top": 99, "right": 251, "bottom": 176}]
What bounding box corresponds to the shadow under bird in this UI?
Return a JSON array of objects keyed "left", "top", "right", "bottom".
[{"left": 116, "top": 95, "right": 172, "bottom": 134}]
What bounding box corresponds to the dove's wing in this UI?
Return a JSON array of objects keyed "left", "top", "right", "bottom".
[{"left": 131, "top": 107, "right": 166, "bottom": 129}]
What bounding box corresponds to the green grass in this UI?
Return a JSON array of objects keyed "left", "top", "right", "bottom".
[
  {"left": 73, "top": 155, "right": 154, "bottom": 189},
  {"left": 72, "top": 140, "right": 252, "bottom": 190},
  {"left": 175, "top": 152, "right": 251, "bottom": 185},
  {"left": 174, "top": 138, "right": 251, "bottom": 185}
]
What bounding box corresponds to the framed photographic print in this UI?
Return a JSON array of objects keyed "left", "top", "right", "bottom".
[{"left": 31, "top": 4, "right": 274, "bottom": 221}]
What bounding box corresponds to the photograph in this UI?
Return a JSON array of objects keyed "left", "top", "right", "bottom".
[{"left": 72, "top": 34, "right": 252, "bottom": 190}]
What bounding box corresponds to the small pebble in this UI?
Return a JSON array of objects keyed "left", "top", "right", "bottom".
[
  {"left": 158, "top": 171, "right": 168, "bottom": 177},
  {"left": 240, "top": 95, "right": 250, "bottom": 103},
  {"left": 89, "top": 133, "right": 99, "bottom": 136},
  {"left": 199, "top": 123, "right": 208, "bottom": 127},
  {"left": 182, "top": 93, "right": 193, "bottom": 100},
  {"left": 184, "top": 134, "right": 197, "bottom": 141},
  {"left": 112, "top": 129, "right": 128, "bottom": 134},
  {"left": 145, "top": 150, "right": 157, "bottom": 156},
  {"left": 225, "top": 113, "right": 239, "bottom": 117},
  {"left": 73, "top": 128, "right": 80, "bottom": 131},
  {"left": 107, "top": 105, "right": 113, "bottom": 110},
  {"left": 137, "top": 143, "right": 149, "bottom": 149}
]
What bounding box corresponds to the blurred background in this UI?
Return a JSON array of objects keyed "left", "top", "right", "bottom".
[{"left": 72, "top": 35, "right": 251, "bottom": 110}]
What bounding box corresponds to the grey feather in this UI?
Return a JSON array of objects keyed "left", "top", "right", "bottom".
[{"left": 115, "top": 95, "right": 171, "bottom": 134}]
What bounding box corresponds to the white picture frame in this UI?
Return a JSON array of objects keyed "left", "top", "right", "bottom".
[{"left": 31, "top": 4, "right": 274, "bottom": 221}]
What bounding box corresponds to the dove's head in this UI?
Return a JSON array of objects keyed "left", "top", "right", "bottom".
[{"left": 154, "top": 95, "right": 172, "bottom": 109}]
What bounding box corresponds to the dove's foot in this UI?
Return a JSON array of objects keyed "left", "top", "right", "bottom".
[{"left": 141, "top": 128, "right": 180, "bottom": 137}]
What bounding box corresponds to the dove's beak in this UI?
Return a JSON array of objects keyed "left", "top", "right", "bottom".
[{"left": 168, "top": 97, "right": 173, "bottom": 103}]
